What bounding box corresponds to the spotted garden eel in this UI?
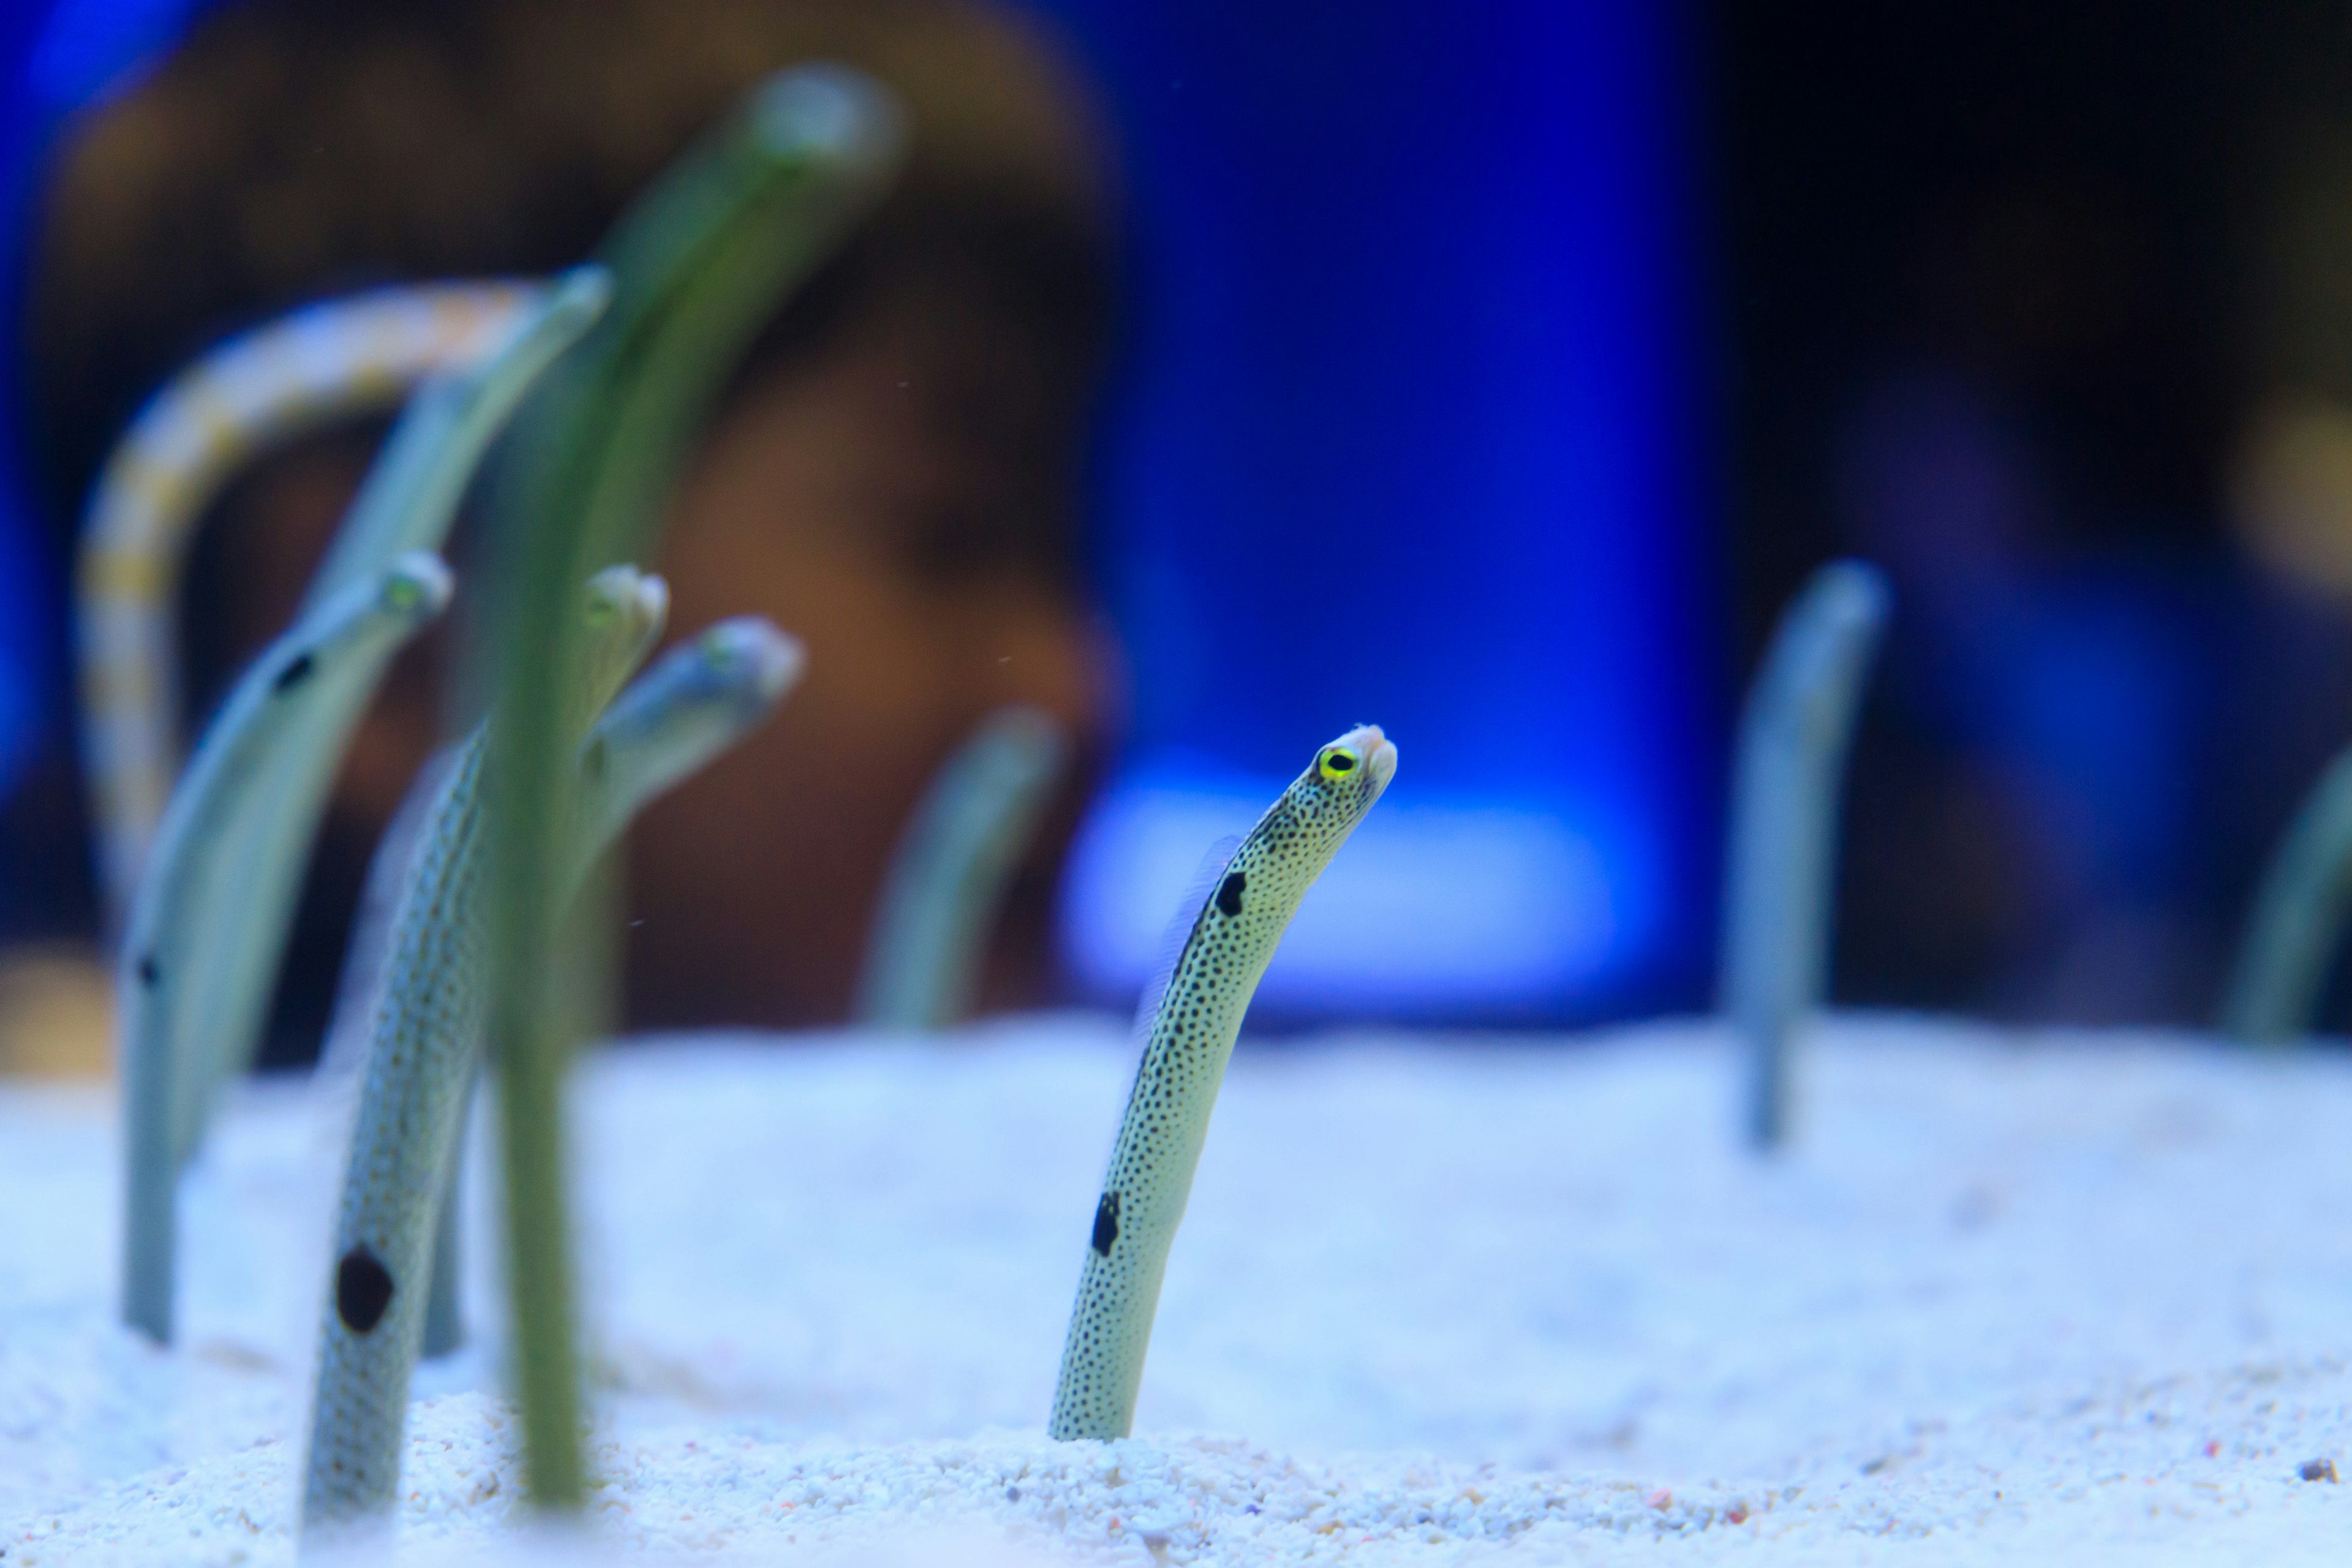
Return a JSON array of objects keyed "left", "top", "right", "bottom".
[
  {"left": 78, "top": 279, "right": 542, "bottom": 930},
  {"left": 1721, "top": 559, "right": 1888, "bottom": 1152},
  {"left": 164, "top": 271, "right": 611, "bottom": 1180},
  {"left": 409, "top": 615, "right": 810, "bottom": 1359},
  {"left": 305, "top": 557, "right": 665, "bottom": 1446},
  {"left": 119, "top": 552, "right": 454, "bottom": 1344},
  {"left": 856, "top": 704, "right": 1068, "bottom": 1030},
  {"left": 1049, "top": 725, "right": 1397, "bottom": 1442},
  {"left": 301, "top": 612, "right": 802, "bottom": 1534}
]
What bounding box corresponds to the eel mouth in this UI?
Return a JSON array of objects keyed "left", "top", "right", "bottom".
[{"left": 1335, "top": 723, "right": 1397, "bottom": 797}]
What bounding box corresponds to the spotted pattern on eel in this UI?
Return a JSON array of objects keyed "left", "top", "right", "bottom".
[{"left": 1050, "top": 723, "right": 1396, "bottom": 1441}]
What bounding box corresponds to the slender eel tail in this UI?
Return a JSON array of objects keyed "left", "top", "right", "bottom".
[
  {"left": 119, "top": 554, "right": 452, "bottom": 1343},
  {"left": 856, "top": 705, "right": 1068, "bottom": 1030},
  {"left": 1049, "top": 726, "right": 1396, "bottom": 1441},
  {"left": 1721, "top": 559, "right": 1890, "bottom": 1152},
  {"left": 2221, "top": 745, "right": 2352, "bottom": 1044}
]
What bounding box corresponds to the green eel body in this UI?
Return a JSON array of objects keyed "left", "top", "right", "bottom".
[
  {"left": 473, "top": 67, "right": 902, "bottom": 1507},
  {"left": 1049, "top": 724, "right": 1396, "bottom": 1442},
  {"left": 301, "top": 598, "right": 800, "bottom": 1535},
  {"left": 1722, "top": 559, "right": 1889, "bottom": 1151},
  {"left": 300, "top": 268, "right": 610, "bottom": 611},
  {"left": 856, "top": 704, "right": 1067, "bottom": 1030},
  {"left": 167, "top": 272, "right": 610, "bottom": 1187},
  {"left": 2222, "top": 744, "right": 2352, "bottom": 1045},
  {"left": 119, "top": 554, "right": 454, "bottom": 1343}
]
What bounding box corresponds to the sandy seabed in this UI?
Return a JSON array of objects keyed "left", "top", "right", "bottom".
[{"left": 4, "top": 1013, "right": 2351, "bottom": 1565}]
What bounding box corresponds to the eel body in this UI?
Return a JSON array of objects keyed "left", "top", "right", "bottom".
[
  {"left": 300, "top": 567, "right": 662, "bottom": 1531},
  {"left": 473, "top": 63, "right": 901, "bottom": 1509},
  {"left": 1049, "top": 724, "right": 1396, "bottom": 1442},
  {"left": 574, "top": 618, "right": 807, "bottom": 864},
  {"left": 856, "top": 704, "right": 1067, "bottom": 1030},
  {"left": 301, "top": 606, "right": 799, "bottom": 1533},
  {"left": 78, "top": 280, "right": 539, "bottom": 929},
  {"left": 1721, "top": 559, "right": 1888, "bottom": 1150},
  {"left": 119, "top": 553, "right": 454, "bottom": 1343},
  {"left": 405, "top": 614, "right": 806, "bottom": 1358},
  {"left": 2222, "top": 744, "right": 2352, "bottom": 1044},
  {"left": 170, "top": 272, "right": 610, "bottom": 1168}
]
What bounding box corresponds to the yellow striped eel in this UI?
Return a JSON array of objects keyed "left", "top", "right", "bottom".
[
  {"left": 118, "top": 553, "right": 454, "bottom": 1343},
  {"left": 1050, "top": 724, "right": 1397, "bottom": 1441},
  {"left": 301, "top": 600, "right": 800, "bottom": 1534},
  {"left": 77, "top": 280, "right": 542, "bottom": 930}
]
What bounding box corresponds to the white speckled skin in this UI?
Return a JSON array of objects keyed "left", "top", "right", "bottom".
[
  {"left": 1050, "top": 725, "right": 1396, "bottom": 1441},
  {"left": 300, "top": 731, "right": 488, "bottom": 1529},
  {"left": 118, "top": 552, "right": 453, "bottom": 1346},
  {"left": 301, "top": 570, "right": 662, "bottom": 1532},
  {"left": 299, "top": 597, "right": 801, "bottom": 1535}
]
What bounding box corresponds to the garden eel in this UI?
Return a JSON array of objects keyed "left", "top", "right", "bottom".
[
  {"left": 408, "top": 614, "right": 809, "bottom": 1358},
  {"left": 78, "top": 279, "right": 540, "bottom": 932},
  {"left": 301, "top": 600, "right": 802, "bottom": 1534},
  {"left": 119, "top": 552, "right": 455, "bottom": 1344},
  {"left": 1049, "top": 724, "right": 1397, "bottom": 1442},
  {"left": 1721, "top": 559, "right": 1889, "bottom": 1151},
  {"left": 856, "top": 704, "right": 1068, "bottom": 1030},
  {"left": 2222, "top": 744, "right": 2352, "bottom": 1044},
  {"left": 168, "top": 272, "right": 611, "bottom": 1178},
  {"left": 300, "top": 563, "right": 661, "bottom": 1530},
  {"left": 475, "top": 63, "right": 901, "bottom": 1506}
]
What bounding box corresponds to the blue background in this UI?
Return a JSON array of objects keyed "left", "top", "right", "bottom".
[{"left": 0, "top": 0, "right": 1720, "bottom": 1017}]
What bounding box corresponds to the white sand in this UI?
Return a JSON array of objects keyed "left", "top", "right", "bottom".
[{"left": 5, "top": 1014, "right": 2352, "bottom": 1564}]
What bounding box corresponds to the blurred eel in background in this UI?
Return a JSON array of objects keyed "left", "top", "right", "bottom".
[{"left": 1722, "top": 559, "right": 1890, "bottom": 1152}]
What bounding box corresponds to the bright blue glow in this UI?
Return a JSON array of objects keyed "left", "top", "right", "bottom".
[
  {"left": 1063, "top": 753, "right": 1664, "bottom": 1018},
  {"left": 1025, "top": 0, "right": 1717, "bottom": 1015},
  {"left": 25, "top": 0, "right": 201, "bottom": 110},
  {"left": 0, "top": 0, "right": 118, "bottom": 809}
]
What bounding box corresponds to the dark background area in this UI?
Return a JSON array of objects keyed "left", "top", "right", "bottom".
[{"left": 1722, "top": 0, "right": 2352, "bottom": 1024}]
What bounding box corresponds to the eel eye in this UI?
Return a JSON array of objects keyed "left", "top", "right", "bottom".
[
  {"left": 1317, "top": 747, "right": 1360, "bottom": 783},
  {"left": 698, "top": 628, "right": 737, "bottom": 670}
]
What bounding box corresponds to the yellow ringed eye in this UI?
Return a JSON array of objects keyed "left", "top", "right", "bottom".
[{"left": 1318, "top": 747, "right": 1360, "bottom": 782}]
